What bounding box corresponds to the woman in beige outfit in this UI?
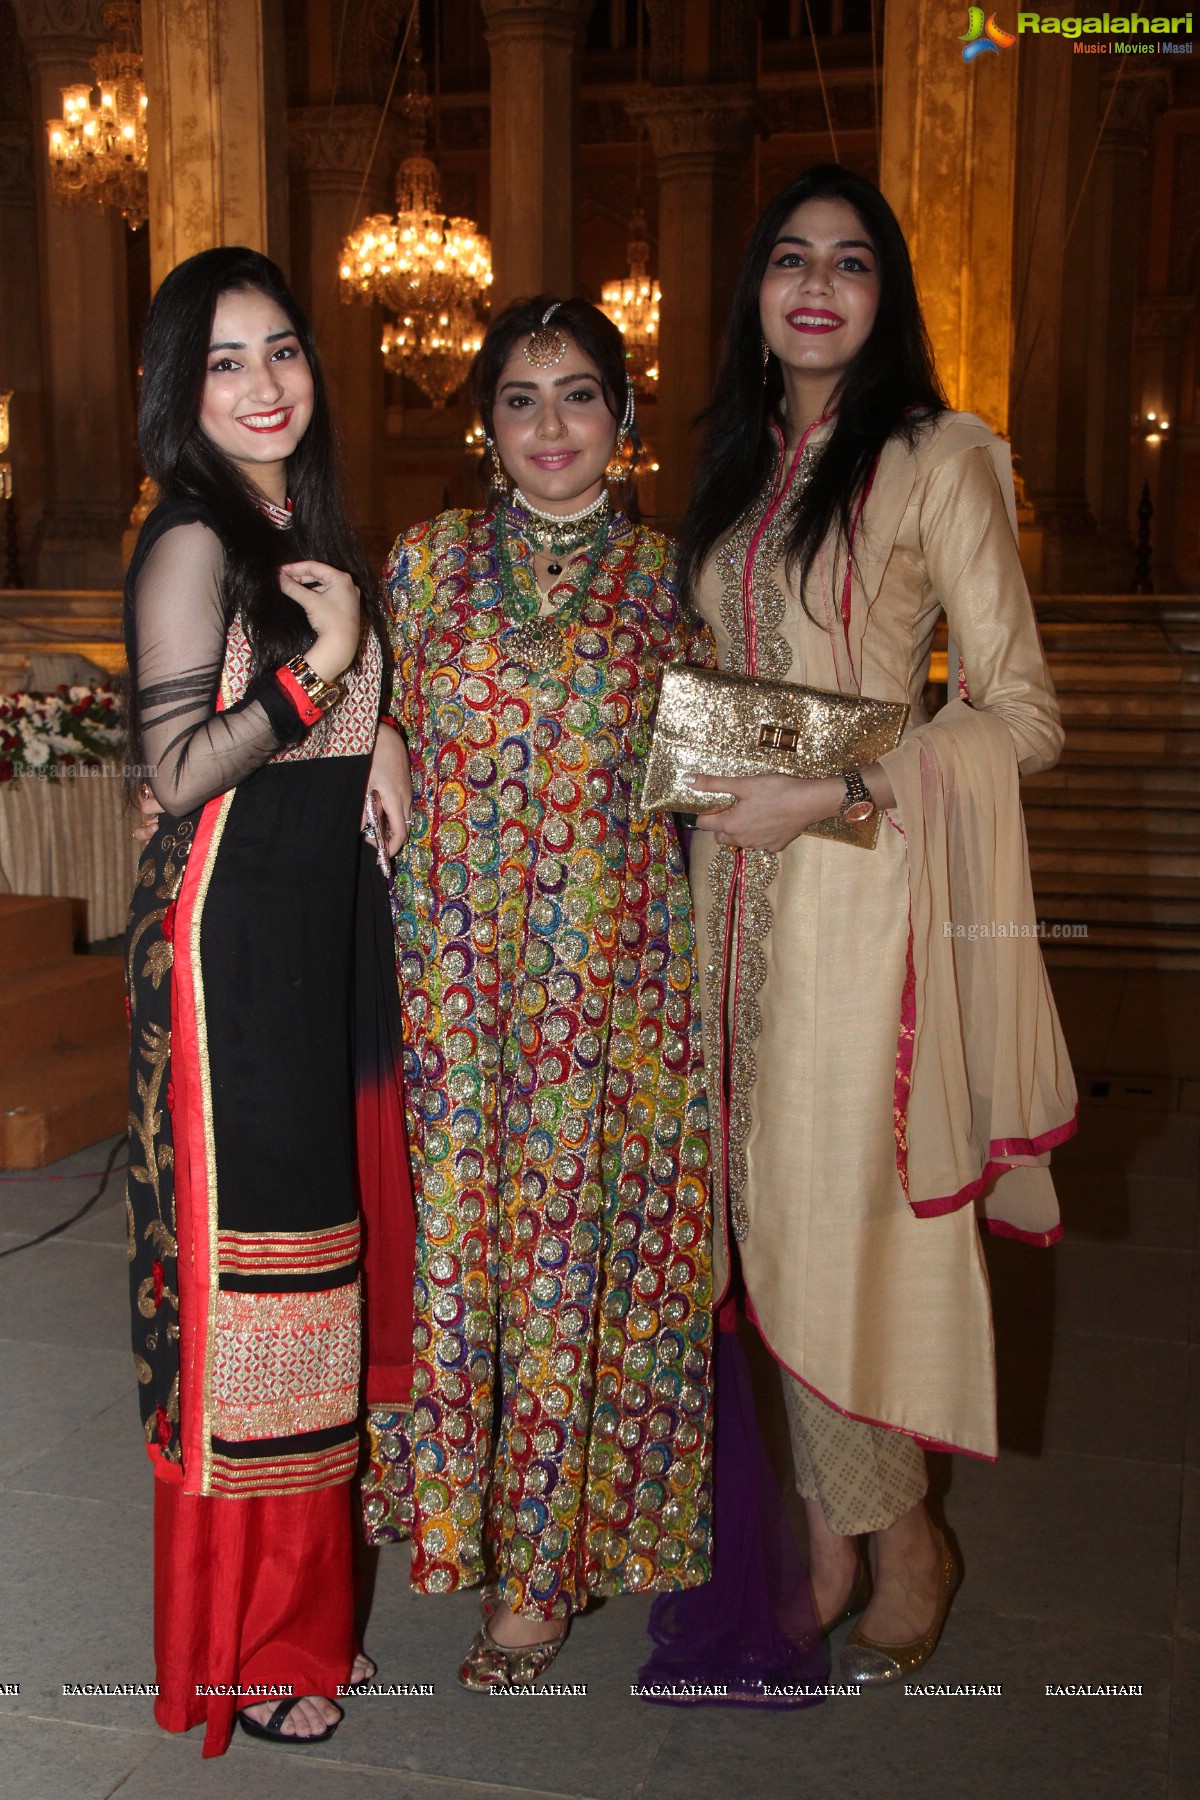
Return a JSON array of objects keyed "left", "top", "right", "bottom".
[{"left": 682, "top": 166, "right": 1077, "bottom": 1684}]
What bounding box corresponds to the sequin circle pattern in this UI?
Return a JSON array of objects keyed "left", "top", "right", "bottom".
[{"left": 384, "top": 506, "right": 715, "bottom": 1619}]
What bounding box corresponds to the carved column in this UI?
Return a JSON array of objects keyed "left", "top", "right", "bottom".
[
  {"left": 141, "top": 0, "right": 290, "bottom": 290},
  {"left": 1009, "top": 53, "right": 1108, "bottom": 592},
  {"left": 13, "top": 0, "right": 133, "bottom": 586},
  {"left": 1134, "top": 295, "right": 1195, "bottom": 591},
  {"left": 628, "top": 87, "right": 758, "bottom": 530},
  {"left": 1084, "top": 74, "right": 1170, "bottom": 583},
  {"left": 880, "top": 0, "right": 1017, "bottom": 434},
  {"left": 0, "top": 9, "right": 45, "bottom": 578},
  {"left": 288, "top": 105, "right": 394, "bottom": 564},
  {"left": 480, "top": 0, "right": 591, "bottom": 305}
]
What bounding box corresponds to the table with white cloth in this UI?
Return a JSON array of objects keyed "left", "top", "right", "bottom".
[{"left": 0, "top": 768, "right": 140, "bottom": 942}]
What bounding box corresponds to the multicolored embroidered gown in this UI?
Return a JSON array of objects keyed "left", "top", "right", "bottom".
[{"left": 383, "top": 503, "right": 713, "bottom": 1618}]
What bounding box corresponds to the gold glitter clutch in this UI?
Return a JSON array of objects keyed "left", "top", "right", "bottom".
[{"left": 643, "top": 664, "right": 909, "bottom": 850}]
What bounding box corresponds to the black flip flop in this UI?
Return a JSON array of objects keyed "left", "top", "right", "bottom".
[{"left": 237, "top": 1695, "right": 342, "bottom": 1745}]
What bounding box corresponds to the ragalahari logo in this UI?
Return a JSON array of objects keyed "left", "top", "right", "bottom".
[{"left": 961, "top": 7, "right": 1018, "bottom": 57}]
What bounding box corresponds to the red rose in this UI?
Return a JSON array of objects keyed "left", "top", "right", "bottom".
[
  {"left": 0, "top": 765, "right": 12, "bottom": 784},
  {"left": 161, "top": 903, "right": 176, "bottom": 943}
]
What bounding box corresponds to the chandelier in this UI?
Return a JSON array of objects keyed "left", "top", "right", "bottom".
[
  {"left": 600, "top": 205, "right": 661, "bottom": 390},
  {"left": 44, "top": 6, "right": 148, "bottom": 230},
  {"left": 382, "top": 305, "right": 484, "bottom": 410},
  {"left": 339, "top": 6, "right": 490, "bottom": 406}
]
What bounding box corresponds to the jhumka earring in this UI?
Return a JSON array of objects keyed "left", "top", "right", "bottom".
[
  {"left": 605, "top": 377, "right": 637, "bottom": 486},
  {"left": 761, "top": 335, "right": 772, "bottom": 381},
  {"left": 486, "top": 435, "right": 510, "bottom": 496}
]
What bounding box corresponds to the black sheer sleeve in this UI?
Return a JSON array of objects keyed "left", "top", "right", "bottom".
[{"left": 133, "top": 520, "right": 305, "bottom": 814}]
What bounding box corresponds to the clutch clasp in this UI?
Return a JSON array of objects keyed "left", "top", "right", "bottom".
[{"left": 759, "top": 722, "right": 800, "bottom": 753}]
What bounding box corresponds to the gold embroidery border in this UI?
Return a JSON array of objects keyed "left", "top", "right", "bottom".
[{"left": 706, "top": 446, "right": 819, "bottom": 1242}]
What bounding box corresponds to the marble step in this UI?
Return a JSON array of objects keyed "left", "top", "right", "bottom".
[
  {"left": 0, "top": 1038, "right": 126, "bottom": 1169},
  {"left": 1023, "top": 802, "right": 1200, "bottom": 837},
  {"left": 1023, "top": 763, "right": 1197, "bottom": 795},
  {"left": 1056, "top": 690, "right": 1200, "bottom": 720},
  {"left": 1028, "top": 881, "right": 1200, "bottom": 927},
  {"left": 0, "top": 895, "right": 77, "bottom": 973},
  {"left": 1028, "top": 836, "right": 1200, "bottom": 879},
  {"left": 1054, "top": 726, "right": 1199, "bottom": 759},
  {"left": 0, "top": 957, "right": 126, "bottom": 1066}
]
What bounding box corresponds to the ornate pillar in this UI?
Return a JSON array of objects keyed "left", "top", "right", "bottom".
[
  {"left": 480, "top": 0, "right": 591, "bottom": 305},
  {"left": 141, "top": 0, "right": 290, "bottom": 290},
  {"left": 1134, "top": 295, "right": 1195, "bottom": 591},
  {"left": 880, "top": 0, "right": 1017, "bottom": 435},
  {"left": 628, "top": 87, "right": 758, "bottom": 530},
  {"left": 13, "top": 0, "right": 133, "bottom": 587},
  {"left": 288, "top": 105, "right": 394, "bottom": 564},
  {"left": 0, "top": 10, "right": 45, "bottom": 580},
  {"left": 1009, "top": 52, "right": 1109, "bottom": 591},
  {"left": 1083, "top": 74, "right": 1171, "bottom": 584}
]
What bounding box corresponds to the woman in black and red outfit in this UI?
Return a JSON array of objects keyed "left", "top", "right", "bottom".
[{"left": 124, "top": 247, "right": 412, "bottom": 1755}]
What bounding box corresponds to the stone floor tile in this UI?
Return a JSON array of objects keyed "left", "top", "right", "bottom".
[
  {"left": 0, "top": 1338, "right": 133, "bottom": 1482},
  {"left": 942, "top": 1450, "right": 1180, "bottom": 1639},
  {"left": 112, "top": 1736, "right": 593, "bottom": 1800},
  {"left": 1045, "top": 968, "right": 1125, "bottom": 1070},
  {"left": 1170, "top": 1641, "right": 1200, "bottom": 1800},
  {"left": 0, "top": 1491, "right": 152, "bottom": 1720},
  {"left": 1178, "top": 1467, "right": 1200, "bottom": 1638},
  {"left": 0, "top": 1236, "right": 130, "bottom": 1352},
  {"left": 1050, "top": 1241, "right": 1192, "bottom": 1343},
  {"left": 0, "top": 1714, "right": 156, "bottom": 1800},
  {"left": 1187, "top": 1348, "right": 1200, "bottom": 1466},
  {"left": 640, "top": 1613, "right": 1171, "bottom": 1800},
  {"left": 6, "top": 1387, "right": 151, "bottom": 1511},
  {"left": 1056, "top": 1170, "right": 1198, "bottom": 1252},
  {"left": 1105, "top": 978, "right": 1200, "bottom": 1082},
  {"left": 1006, "top": 1330, "right": 1189, "bottom": 1465}
]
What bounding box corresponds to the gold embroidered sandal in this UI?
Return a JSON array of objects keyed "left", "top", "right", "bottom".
[
  {"left": 838, "top": 1528, "right": 960, "bottom": 1685},
  {"left": 458, "top": 1618, "right": 568, "bottom": 1691}
]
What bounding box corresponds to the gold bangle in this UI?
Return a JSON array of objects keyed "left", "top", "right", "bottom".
[{"left": 284, "top": 655, "right": 344, "bottom": 714}]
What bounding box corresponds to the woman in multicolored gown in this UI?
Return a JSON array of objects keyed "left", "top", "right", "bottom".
[{"left": 378, "top": 298, "right": 713, "bottom": 1688}]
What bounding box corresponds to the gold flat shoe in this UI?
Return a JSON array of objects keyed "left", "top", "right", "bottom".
[
  {"left": 458, "top": 1618, "right": 567, "bottom": 1692},
  {"left": 479, "top": 1577, "right": 501, "bottom": 1621},
  {"left": 821, "top": 1543, "right": 873, "bottom": 1635},
  {"left": 838, "top": 1528, "right": 960, "bottom": 1686}
]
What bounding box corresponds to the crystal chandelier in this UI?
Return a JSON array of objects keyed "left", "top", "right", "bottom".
[
  {"left": 339, "top": 6, "right": 490, "bottom": 405},
  {"left": 600, "top": 205, "right": 661, "bottom": 390},
  {"left": 382, "top": 305, "right": 484, "bottom": 410},
  {"left": 44, "top": 5, "right": 148, "bottom": 230}
]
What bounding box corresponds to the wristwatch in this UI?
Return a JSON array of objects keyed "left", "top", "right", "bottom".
[{"left": 839, "top": 769, "right": 877, "bottom": 825}]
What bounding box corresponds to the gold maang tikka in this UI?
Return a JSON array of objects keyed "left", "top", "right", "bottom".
[{"left": 524, "top": 301, "right": 568, "bottom": 370}]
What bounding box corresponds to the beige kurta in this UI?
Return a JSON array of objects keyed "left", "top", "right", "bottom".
[{"left": 689, "top": 411, "right": 1077, "bottom": 1460}]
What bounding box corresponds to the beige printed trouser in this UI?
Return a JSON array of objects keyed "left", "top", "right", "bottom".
[{"left": 784, "top": 1374, "right": 928, "bottom": 1536}]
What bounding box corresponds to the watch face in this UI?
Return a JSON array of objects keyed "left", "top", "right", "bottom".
[{"left": 842, "top": 799, "right": 876, "bottom": 824}]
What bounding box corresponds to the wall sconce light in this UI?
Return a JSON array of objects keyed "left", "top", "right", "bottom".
[
  {"left": 1141, "top": 411, "right": 1170, "bottom": 445},
  {"left": 0, "top": 390, "right": 11, "bottom": 500}
]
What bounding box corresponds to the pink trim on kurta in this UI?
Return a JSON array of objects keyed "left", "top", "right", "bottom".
[
  {"left": 166, "top": 792, "right": 225, "bottom": 1492},
  {"left": 985, "top": 1217, "right": 1064, "bottom": 1248},
  {"left": 742, "top": 1291, "right": 996, "bottom": 1464},
  {"left": 907, "top": 1107, "right": 1079, "bottom": 1221}
]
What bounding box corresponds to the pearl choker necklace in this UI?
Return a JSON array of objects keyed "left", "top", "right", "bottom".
[{"left": 512, "top": 487, "right": 608, "bottom": 528}]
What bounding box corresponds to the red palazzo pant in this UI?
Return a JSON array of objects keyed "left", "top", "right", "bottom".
[{"left": 153, "top": 1479, "right": 356, "bottom": 1757}]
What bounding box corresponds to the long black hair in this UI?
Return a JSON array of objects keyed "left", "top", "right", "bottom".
[
  {"left": 467, "top": 294, "right": 635, "bottom": 498},
  {"left": 679, "top": 165, "right": 945, "bottom": 610},
  {"left": 137, "top": 245, "right": 382, "bottom": 676}
]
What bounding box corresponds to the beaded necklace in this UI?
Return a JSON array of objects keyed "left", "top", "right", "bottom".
[{"left": 496, "top": 499, "right": 611, "bottom": 673}]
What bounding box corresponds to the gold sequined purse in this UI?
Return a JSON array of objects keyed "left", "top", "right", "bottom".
[{"left": 642, "top": 664, "right": 909, "bottom": 850}]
